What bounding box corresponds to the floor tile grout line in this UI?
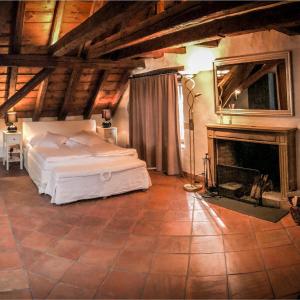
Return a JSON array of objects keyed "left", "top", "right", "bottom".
[
  {"left": 2, "top": 172, "right": 299, "bottom": 299},
  {"left": 220, "top": 215, "right": 230, "bottom": 299},
  {"left": 92, "top": 203, "right": 153, "bottom": 299},
  {"left": 2, "top": 197, "right": 34, "bottom": 300},
  {"left": 183, "top": 191, "right": 195, "bottom": 299},
  {"left": 29, "top": 199, "right": 122, "bottom": 298},
  {"left": 250, "top": 216, "right": 276, "bottom": 299},
  {"left": 283, "top": 220, "right": 300, "bottom": 256}
]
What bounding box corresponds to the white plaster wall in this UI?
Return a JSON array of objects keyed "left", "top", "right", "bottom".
[
  {"left": 113, "top": 30, "right": 300, "bottom": 187},
  {"left": 188, "top": 31, "right": 300, "bottom": 187},
  {"left": 112, "top": 87, "right": 130, "bottom": 147}
]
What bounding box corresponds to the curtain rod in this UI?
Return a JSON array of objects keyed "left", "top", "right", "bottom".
[{"left": 130, "top": 67, "right": 184, "bottom": 79}]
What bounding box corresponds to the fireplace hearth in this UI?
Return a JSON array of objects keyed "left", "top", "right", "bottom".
[{"left": 207, "top": 124, "right": 297, "bottom": 208}]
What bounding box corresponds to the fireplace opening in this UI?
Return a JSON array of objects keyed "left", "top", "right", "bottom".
[{"left": 216, "top": 140, "right": 280, "bottom": 202}]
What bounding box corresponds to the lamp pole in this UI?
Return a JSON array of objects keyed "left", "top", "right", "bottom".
[{"left": 183, "top": 76, "right": 202, "bottom": 192}]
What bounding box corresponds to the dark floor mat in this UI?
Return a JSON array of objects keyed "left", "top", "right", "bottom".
[{"left": 199, "top": 194, "right": 289, "bottom": 223}]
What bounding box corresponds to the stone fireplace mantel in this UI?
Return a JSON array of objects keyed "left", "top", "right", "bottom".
[{"left": 207, "top": 124, "right": 297, "bottom": 205}]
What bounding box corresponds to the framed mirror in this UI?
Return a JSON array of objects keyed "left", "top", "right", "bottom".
[{"left": 213, "top": 51, "right": 293, "bottom": 116}]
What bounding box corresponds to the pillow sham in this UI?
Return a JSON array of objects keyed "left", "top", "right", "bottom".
[
  {"left": 28, "top": 134, "right": 44, "bottom": 147},
  {"left": 65, "top": 139, "right": 83, "bottom": 148},
  {"left": 69, "top": 130, "right": 105, "bottom": 146}
]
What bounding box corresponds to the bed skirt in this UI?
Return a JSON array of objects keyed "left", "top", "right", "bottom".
[{"left": 45, "top": 159, "right": 152, "bottom": 205}]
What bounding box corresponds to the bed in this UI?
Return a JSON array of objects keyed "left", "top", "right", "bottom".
[{"left": 23, "top": 120, "right": 151, "bottom": 204}]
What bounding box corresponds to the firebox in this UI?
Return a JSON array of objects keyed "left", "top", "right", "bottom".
[{"left": 216, "top": 140, "right": 280, "bottom": 193}]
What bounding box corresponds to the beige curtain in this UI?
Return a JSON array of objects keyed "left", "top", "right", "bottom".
[{"left": 129, "top": 73, "right": 182, "bottom": 175}]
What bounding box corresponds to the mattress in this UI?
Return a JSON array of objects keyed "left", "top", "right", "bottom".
[{"left": 25, "top": 142, "right": 139, "bottom": 194}]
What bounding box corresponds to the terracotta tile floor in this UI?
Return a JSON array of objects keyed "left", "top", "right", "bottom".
[{"left": 1, "top": 167, "right": 300, "bottom": 299}]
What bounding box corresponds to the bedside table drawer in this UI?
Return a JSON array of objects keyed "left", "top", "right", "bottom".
[{"left": 6, "top": 135, "right": 21, "bottom": 144}]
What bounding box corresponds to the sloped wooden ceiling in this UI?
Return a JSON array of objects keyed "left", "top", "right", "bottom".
[{"left": 0, "top": 1, "right": 299, "bottom": 120}]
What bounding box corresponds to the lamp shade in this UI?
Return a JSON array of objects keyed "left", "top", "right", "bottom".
[
  {"left": 7, "top": 111, "right": 17, "bottom": 123},
  {"left": 102, "top": 109, "right": 111, "bottom": 121}
]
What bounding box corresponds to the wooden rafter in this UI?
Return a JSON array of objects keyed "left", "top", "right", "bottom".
[
  {"left": 196, "top": 39, "right": 221, "bottom": 48},
  {"left": 275, "top": 25, "right": 300, "bottom": 36},
  {"left": 0, "top": 68, "right": 54, "bottom": 115},
  {"left": 109, "top": 2, "right": 300, "bottom": 60},
  {"left": 156, "top": 1, "right": 165, "bottom": 14},
  {"left": 0, "top": 54, "right": 145, "bottom": 71},
  {"left": 221, "top": 62, "right": 280, "bottom": 108},
  {"left": 49, "top": 1, "right": 152, "bottom": 57},
  {"left": 111, "top": 71, "right": 130, "bottom": 115},
  {"left": 48, "top": 0, "right": 65, "bottom": 46},
  {"left": 238, "top": 62, "right": 279, "bottom": 91},
  {"left": 32, "top": 78, "right": 49, "bottom": 121},
  {"left": 7, "top": 1, "right": 25, "bottom": 100},
  {"left": 58, "top": 68, "right": 82, "bottom": 120},
  {"left": 87, "top": 1, "right": 288, "bottom": 59},
  {"left": 83, "top": 70, "right": 109, "bottom": 119},
  {"left": 33, "top": 0, "right": 65, "bottom": 121},
  {"left": 221, "top": 64, "right": 255, "bottom": 106},
  {"left": 60, "top": 1, "right": 113, "bottom": 121},
  {"left": 0, "top": 2, "right": 148, "bottom": 115}
]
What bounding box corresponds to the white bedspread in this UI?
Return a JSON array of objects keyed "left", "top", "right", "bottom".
[
  {"left": 29, "top": 145, "right": 91, "bottom": 167},
  {"left": 28, "top": 143, "right": 137, "bottom": 169},
  {"left": 25, "top": 141, "right": 140, "bottom": 194},
  {"left": 87, "top": 143, "right": 137, "bottom": 158}
]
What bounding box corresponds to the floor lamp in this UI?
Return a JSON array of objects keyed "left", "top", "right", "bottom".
[{"left": 183, "top": 76, "right": 202, "bottom": 192}]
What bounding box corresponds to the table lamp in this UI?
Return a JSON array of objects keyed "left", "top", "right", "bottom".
[
  {"left": 102, "top": 109, "right": 111, "bottom": 128},
  {"left": 6, "top": 111, "right": 18, "bottom": 132}
]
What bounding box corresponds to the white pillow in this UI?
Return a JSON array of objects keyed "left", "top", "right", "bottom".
[
  {"left": 65, "top": 139, "right": 82, "bottom": 148},
  {"left": 69, "top": 130, "right": 105, "bottom": 146},
  {"left": 28, "top": 134, "right": 44, "bottom": 147},
  {"left": 34, "top": 132, "right": 68, "bottom": 148}
]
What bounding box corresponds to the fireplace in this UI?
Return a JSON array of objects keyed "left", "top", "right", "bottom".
[{"left": 207, "top": 124, "right": 297, "bottom": 208}]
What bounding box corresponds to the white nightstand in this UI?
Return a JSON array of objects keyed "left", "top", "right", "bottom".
[
  {"left": 2, "top": 131, "right": 23, "bottom": 171},
  {"left": 97, "top": 127, "right": 118, "bottom": 144}
]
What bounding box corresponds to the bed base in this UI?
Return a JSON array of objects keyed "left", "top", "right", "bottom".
[{"left": 46, "top": 164, "right": 152, "bottom": 205}]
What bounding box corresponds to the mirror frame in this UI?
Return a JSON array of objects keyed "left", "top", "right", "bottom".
[{"left": 213, "top": 51, "right": 294, "bottom": 116}]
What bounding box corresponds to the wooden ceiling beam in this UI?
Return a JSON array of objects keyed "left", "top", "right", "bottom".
[
  {"left": 8, "top": 68, "right": 18, "bottom": 99},
  {"left": 0, "top": 54, "right": 145, "bottom": 69},
  {"left": 7, "top": 1, "right": 25, "bottom": 100},
  {"left": 87, "top": 1, "right": 288, "bottom": 59},
  {"left": 196, "top": 39, "right": 221, "bottom": 48},
  {"left": 83, "top": 70, "right": 109, "bottom": 119},
  {"left": 49, "top": 1, "right": 153, "bottom": 57},
  {"left": 111, "top": 2, "right": 300, "bottom": 60},
  {"left": 0, "top": 68, "right": 54, "bottom": 115},
  {"left": 32, "top": 78, "right": 49, "bottom": 122},
  {"left": 33, "top": 0, "right": 65, "bottom": 122},
  {"left": 0, "top": 2, "right": 149, "bottom": 116},
  {"left": 275, "top": 25, "right": 300, "bottom": 36},
  {"left": 12, "top": 1, "right": 25, "bottom": 54},
  {"left": 58, "top": 68, "right": 82, "bottom": 120},
  {"left": 156, "top": 1, "right": 165, "bottom": 14},
  {"left": 48, "top": 0, "right": 65, "bottom": 45},
  {"left": 59, "top": 1, "right": 103, "bottom": 121},
  {"left": 111, "top": 71, "right": 130, "bottom": 115}
]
